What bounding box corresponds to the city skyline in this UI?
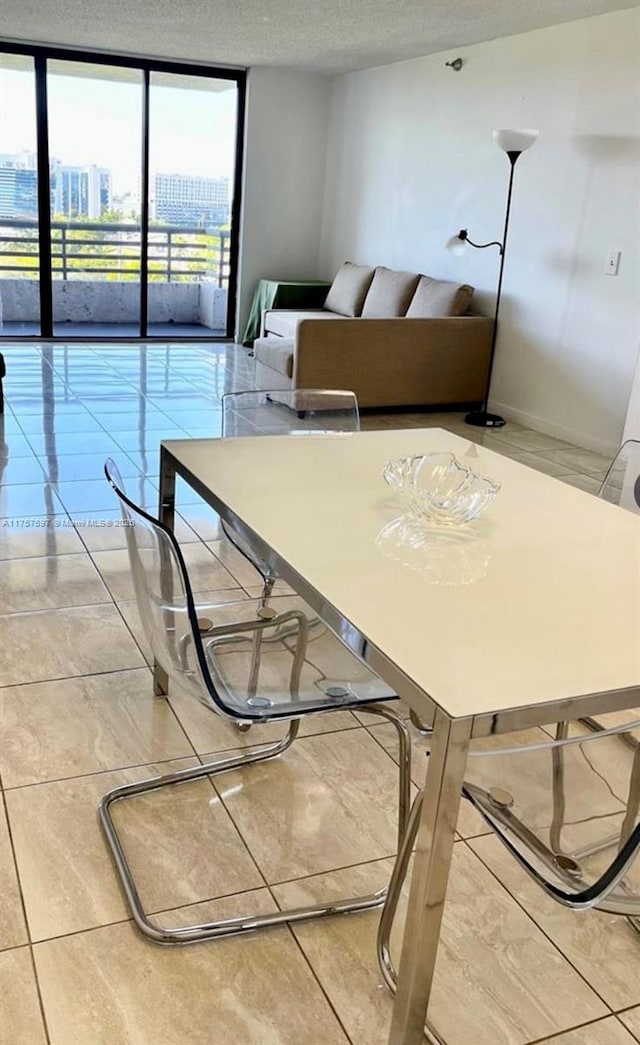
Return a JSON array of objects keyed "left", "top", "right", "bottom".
[
  {"left": 0, "top": 150, "right": 230, "bottom": 224},
  {"left": 0, "top": 62, "right": 238, "bottom": 200}
]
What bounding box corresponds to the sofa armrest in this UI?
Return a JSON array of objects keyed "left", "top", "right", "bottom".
[{"left": 293, "top": 317, "right": 494, "bottom": 408}]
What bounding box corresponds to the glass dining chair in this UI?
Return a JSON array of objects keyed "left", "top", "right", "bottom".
[
  {"left": 222, "top": 388, "right": 361, "bottom": 437},
  {"left": 101, "top": 458, "right": 411, "bottom": 945},
  {"left": 377, "top": 445, "right": 640, "bottom": 1036},
  {"left": 220, "top": 388, "right": 360, "bottom": 605},
  {"left": 577, "top": 438, "right": 640, "bottom": 740},
  {"left": 220, "top": 389, "right": 360, "bottom": 732},
  {"left": 377, "top": 718, "right": 640, "bottom": 1039},
  {"left": 599, "top": 438, "right": 640, "bottom": 511}
]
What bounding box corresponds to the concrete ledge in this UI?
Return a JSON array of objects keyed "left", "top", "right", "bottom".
[{"left": 0, "top": 279, "right": 227, "bottom": 331}]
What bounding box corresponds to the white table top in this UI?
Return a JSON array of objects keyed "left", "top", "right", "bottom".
[{"left": 163, "top": 428, "right": 640, "bottom": 723}]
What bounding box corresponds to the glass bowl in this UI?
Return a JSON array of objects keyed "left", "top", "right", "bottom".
[{"left": 383, "top": 452, "right": 500, "bottom": 525}]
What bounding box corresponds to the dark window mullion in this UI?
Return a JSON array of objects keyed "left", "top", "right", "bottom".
[
  {"left": 139, "top": 68, "right": 150, "bottom": 337},
  {"left": 34, "top": 54, "right": 53, "bottom": 337},
  {"left": 225, "top": 75, "right": 246, "bottom": 339},
  {"left": 0, "top": 40, "right": 243, "bottom": 83}
]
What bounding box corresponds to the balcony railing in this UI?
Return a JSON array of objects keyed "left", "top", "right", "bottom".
[{"left": 0, "top": 218, "right": 231, "bottom": 287}]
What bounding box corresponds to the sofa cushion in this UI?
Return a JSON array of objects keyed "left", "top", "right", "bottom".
[
  {"left": 324, "top": 262, "right": 375, "bottom": 317},
  {"left": 264, "top": 309, "right": 342, "bottom": 339},
  {"left": 406, "top": 276, "right": 474, "bottom": 318},
  {"left": 361, "top": 267, "right": 420, "bottom": 318},
  {"left": 254, "top": 337, "right": 295, "bottom": 379}
]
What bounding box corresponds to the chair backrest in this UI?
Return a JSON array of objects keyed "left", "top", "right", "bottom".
[
  {"left": 105, "top": 457, "right": 381, "bottom": 723},
  {"left": 220, "top": 389, "right": 359, "bottom": 579},
  {"left": 599, "top": 438, "right": 640, "bottom": 512},
  {"left": 464, "top": 721, "right": 640, "bottom": 914},
  {"left": 221, "top": 389, "right": 360, "bottom": 438},
  {"left": 104, "top": 457, "right": 232, "bottom": 715}
]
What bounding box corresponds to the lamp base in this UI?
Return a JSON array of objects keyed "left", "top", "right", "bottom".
[{"left": 464, "top": 410, "right": 506, "bottom": 429}]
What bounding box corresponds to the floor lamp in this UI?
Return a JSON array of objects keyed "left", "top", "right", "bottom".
[{"left": 447, "top": 128, "right": 539, "bottom": 428}]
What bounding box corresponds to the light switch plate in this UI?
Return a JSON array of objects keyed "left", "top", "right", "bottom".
[{"left": 605, "top": 250, "right": 621, "bottom": 276}]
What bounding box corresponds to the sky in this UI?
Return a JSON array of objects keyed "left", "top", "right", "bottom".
[{"left": 0, "top": 63, "right": 238, "bottom": 197}]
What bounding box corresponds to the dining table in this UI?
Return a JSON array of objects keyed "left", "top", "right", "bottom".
[{"left": 156, "top": 426, "right": 640, "bottom": 1045}]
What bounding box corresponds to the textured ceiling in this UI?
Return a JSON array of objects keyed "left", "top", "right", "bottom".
[{"left": 0, "top": 0, "right": 638, "bottom": 74}]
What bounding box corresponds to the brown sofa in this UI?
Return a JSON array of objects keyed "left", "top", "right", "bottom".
[{"left": 253, "top": 262, "right": 493, "bottom": 409}]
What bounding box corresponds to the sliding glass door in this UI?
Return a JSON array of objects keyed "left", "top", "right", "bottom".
[
  {"left": 0, "top": 45, "right": 244, "bottom": 340},
  {"left": 147, "top": 72, "right": 238, "bottom": 336},
  {"left": 47, "top": 60, "right": 144, "bottom": 337},
  {"left": 0, "top": 53, "right": 41, "bottom": 335}
]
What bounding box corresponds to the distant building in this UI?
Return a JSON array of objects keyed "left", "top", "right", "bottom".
[
  {"left": 0, "top": 152, "right": 39, "bottom": 218},
  {"left": 152, "top": 173, "right": 229, "bottom": 226},
  {"left": 51, "top": 163, "right": 112, "bottom": 219},
  {"left": 0, "top": 153, "right": 112, "bottom": 220}
]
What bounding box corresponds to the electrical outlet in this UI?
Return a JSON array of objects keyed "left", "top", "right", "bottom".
[{"left": 605, "top": 250, "right": 621, "bottom": 276}]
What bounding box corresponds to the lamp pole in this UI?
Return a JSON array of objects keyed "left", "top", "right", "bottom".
[
  {"left": 448, "top": 129, "right": 539, "bottom": 429},
  {"left": 465, "top": 153, "right": 518, "bottom": 429}
]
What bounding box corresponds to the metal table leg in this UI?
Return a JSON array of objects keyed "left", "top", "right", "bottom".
[
  {"left": 388, "top": 709, "right": 472, "bottom": 1045},
  {"left": 154, "top": 446, "right": 176, "bottom": 697}
]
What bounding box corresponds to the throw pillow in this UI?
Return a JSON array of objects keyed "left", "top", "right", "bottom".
[
  {"left": 361, "top": 267, "right": 421, "bottom": 318},
  {"left": 406, "top": 276, "right": 474, "bottom": 318},
  {"left": 324, "top": 262, "right": 375, "bottom": 317}
]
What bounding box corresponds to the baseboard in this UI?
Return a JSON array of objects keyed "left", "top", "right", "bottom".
[{"left": 488, "top": 400, "right": 619, "bottom": 456}]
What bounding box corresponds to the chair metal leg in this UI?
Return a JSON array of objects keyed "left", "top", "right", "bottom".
[
  {"left": 238, "top": 605, "right": 277, "bottom": 733},
  {"left": 409, "top": 708, "right": 433, "bottom": 736},
  {"left": 377, "top": 789, "right": 422, "bottom": 993},
  {"left": 620, "top": 746, "right": 640, "bottom": 847},
  {"left": 238, "top": 576, "right": 296, "bottom": 735},
  {"left": 364, "top": 703, "right": 412, "bottom": 845},
  {"left": 580, "top": 715, "right": 640, "bottom": 752},
  {"left": 154, "top": 445, "right": 176, "bottom": 698},
  {"left": 261, "top": 574, "right": 276, "bottom": 607},
  {"left": 566, "top": 722, "right": 640, "bottom": 910},
  {"left": 153, "top": 666, "right": 169, "bottom": 697},
  {"left": 619, "top": 746, "right": 640, "bottom": 935},
  {"left": 100, "top": 704, "right": 412, "bottom": 946},
  {"left": 628, "top": 915, "right": 640, "bottom": 936},
  {"left": 376, "top": 790, "right": 446, "bottom": 1045},
  {"left": 550, "top": 721, "right": 568, "bottom": 855}
]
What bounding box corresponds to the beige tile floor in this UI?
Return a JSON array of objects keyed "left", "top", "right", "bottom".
[{"left": 0, "top": 342, "right": 637, "bottom": 1045}]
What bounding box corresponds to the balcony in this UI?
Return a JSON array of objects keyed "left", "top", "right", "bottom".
[{"left": 0, "top": 218, "right": 230, "bottom": 337}]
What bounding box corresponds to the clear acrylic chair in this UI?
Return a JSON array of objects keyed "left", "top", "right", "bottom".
[
  {"left": 222, "top": 388, "right": 360, "bottom": 438},
  {"left": 577, "top": 439, "right": 640, "bottom": 739},
  {"left": 377, "top": 719, "right": 640, "bottom": 1042},
  {"left": 101, "top": 458, "right": 411, "bottom": 945},
  {"left": 599, "top": 438, "right": 640, "bottom": 511},
  {"left": 221, "top": 388, "right": 360, "bottom": 605},
  {"left": 221, "top": 388, "right": 360, "bottom": 733}
]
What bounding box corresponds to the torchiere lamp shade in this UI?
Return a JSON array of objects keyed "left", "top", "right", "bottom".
[{"left": 493, "top": 128, "right": 539, "bottom": 155}]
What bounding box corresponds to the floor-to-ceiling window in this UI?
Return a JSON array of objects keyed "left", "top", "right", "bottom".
[
  {"left": 0, "top": 53, "right": 41, "bottom": 335},
  {"left": 0, "top": 45, "right": 245, "bottom": 341},
  {"left": 47, "top": 61, "right": 144, "bottom": 338},
  {"left": 147, "top": 72, "right": 238, "bottom": 337}
]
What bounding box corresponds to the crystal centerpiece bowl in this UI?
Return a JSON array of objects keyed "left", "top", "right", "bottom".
[{"left": 383, "top": 452, "right": 500, "bottom": 525}]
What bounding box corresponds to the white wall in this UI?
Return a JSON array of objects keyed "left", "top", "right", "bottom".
[
  {"left": 236, "top": 67, "right": 331, "bottom": 338},
  {"left": 319, "top": 8, "right": 640, "bottom": 453},
  {"left": 623, "top": 337, "right": 640, "bottom": 441}
]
